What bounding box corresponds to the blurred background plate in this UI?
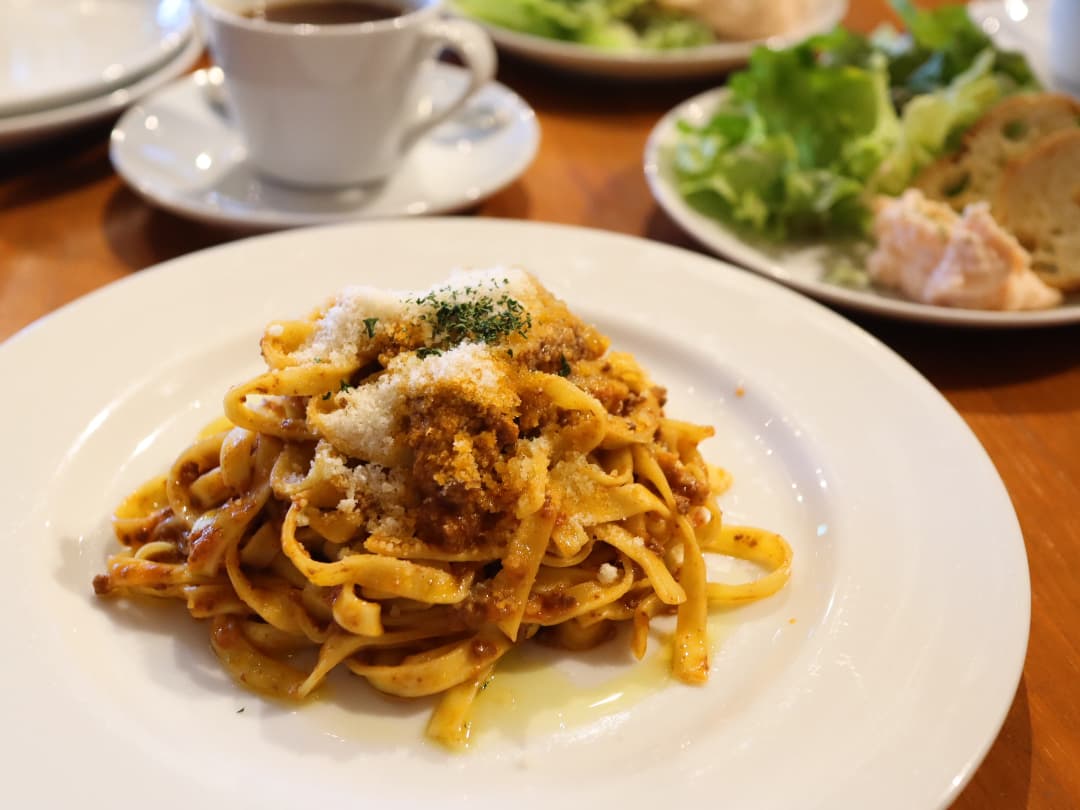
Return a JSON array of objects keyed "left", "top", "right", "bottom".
[
  {"left": 0, "top": 0, "right": 192, "bottom": 117},
  {"left": 0, "top": 30, "right": 203, "bottom": 150},
  {"left": 449, "top": 0, "right": 848, "bottom": 79},
  {"left": 968, "top": 0, "right": 1078, "bottom": 95}
]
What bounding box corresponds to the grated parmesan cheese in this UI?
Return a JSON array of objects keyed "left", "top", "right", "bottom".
[
  {"left": 309, "top": 441, "right": 409, "bottom": 533},
  {"left": 293, "top": 267, "right": 540, "bottom": 364},
  {"left": 318, "top": 342, "right": 516, "bottom": 467},
  {"left": 293, "top": 267, "right": 551, "bottom": 531},
  {"left": 597, "top": 563, "right": 619, "bottom": 585},
  {"left": 320, "top": 369, "right": 405, "bottom": 466},
  {"left": 295, "top": 286, "right": 409, "bottom": 365}
]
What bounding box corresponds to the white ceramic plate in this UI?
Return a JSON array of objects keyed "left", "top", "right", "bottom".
[
  {"left": 450, "top": 0, "right": 847, "bottom": 79},
  {"left": 109, "top": 65, "right": 540, "bottom": 229},
  {"left": 0, "top": 0, "right": 192, "bottom": 117},
  {"left": 0, "top": 31, "right": 204, "bottom": 151},
  {"left": 645, "top": 87, "right": 1080, "bottom": 327},
  {"left": 969, "top": 0, "right": 1079, "bottom": 94},
  {"left": 0, "top": 219, "right": 1027, "bottom": 809}
]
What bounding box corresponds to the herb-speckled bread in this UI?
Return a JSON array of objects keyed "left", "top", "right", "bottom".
[
  {"left": 914, "top": 93, "right": 1080, "bottom": 211},
  {"left": 993, "top": 129, "right": 1080, "bottom": 291}
]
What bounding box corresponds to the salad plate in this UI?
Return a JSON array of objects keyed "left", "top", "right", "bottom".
[
  {"left": 449, "top": 0, "right": 848, "bottom": 79},
  {"left": 645, "top": 88, "right": 1080, "bottom": 327},
  {"left": 645, "top": 0, "right": 1080, "bottom": 327},
  {"left": 0, "top": 0, "right": 193, "bottom": 117},
  {"left": 0, "top": 218, "right": 1027, "bottom": 809}
]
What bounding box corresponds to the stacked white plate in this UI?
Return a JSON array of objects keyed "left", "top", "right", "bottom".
[{"left": 0, "top": 0, "right": 202, "bottom": 149}]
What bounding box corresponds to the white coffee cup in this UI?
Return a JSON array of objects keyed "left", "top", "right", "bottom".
[
  {"left": 1050, "top": 0, "right": 1080, "bottom": 94},
  {"left": 197, "top": 0, "right": 496, "bottom": 188}
]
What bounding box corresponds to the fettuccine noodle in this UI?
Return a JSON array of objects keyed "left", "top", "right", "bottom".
[{"left": 93, "top": 268, "right": 792, "bottom": 748}]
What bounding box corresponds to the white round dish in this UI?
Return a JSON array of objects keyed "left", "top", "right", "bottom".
[
  {"left": 968, "top": 0, "right": 1079, "bottom": 94},
  {"left": 450, "top": 0, "right": 848, "bottom": 79},
  {"left": 645, "top": 86, "right": 1080, "bottom": 327},
  {"left": 0, "top": 0, "right": 192, "bottom": 117},
  {"left": 0, "top": 219, "right": 1027, "bottom": 810},
  {"left": 0, "top": 31, "right": 204, "bottom": 151},
  {"left": 109, "top": 65, "right": 540, "bottom": 229}
]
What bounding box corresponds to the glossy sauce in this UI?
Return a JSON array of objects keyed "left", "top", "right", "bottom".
[
  {"left": 469, "top": 615, "right": 730, "bottom": 744},
  {"left": 306, "top": 616, "right": 730, "bottom": 750}
]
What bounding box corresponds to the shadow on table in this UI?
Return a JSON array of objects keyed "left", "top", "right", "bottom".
[
  {"left": 464, "top": 176, "right": 532, "bottom": 220},
  {"left": 950, "top": 675, "right": 1032, "bottom": 809},
  {"left": 645, "top": 202, "right": 700, "bottom": 249},
  {"left": 851, "top": 318, "right": 1080, "bottom": 405},
  {"left": 102, "top": 183, "right": 251, "bottom": 270},
  {"left": 0, "top": 123, "right": 114, "bottom": 208},
  {"left": 494, "top": 53, "right": 722, "bottom": 118}
]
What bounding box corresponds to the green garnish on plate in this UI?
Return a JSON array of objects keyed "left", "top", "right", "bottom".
[
  {"left": 452, "top": 0, "right": 713, "bottom": 52},
  {"left": 671, "top": 0, "right": 1039, "bottom": 241}
]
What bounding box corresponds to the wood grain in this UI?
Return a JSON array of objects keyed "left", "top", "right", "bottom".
[{"left": 2, "top": 2, "right": 1077, "bottom": 807}]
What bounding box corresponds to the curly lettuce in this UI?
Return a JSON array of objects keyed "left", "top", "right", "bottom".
[
  {"left": 675, "top": 44, "right": 899, "bottom": 239},
  {"left": 672, "top": 1, "right": 1039, "bottom": 240}
]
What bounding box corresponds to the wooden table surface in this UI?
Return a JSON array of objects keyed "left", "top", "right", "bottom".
[{"left": 2, "top": 1, "right": 1077, "bottom": 807}]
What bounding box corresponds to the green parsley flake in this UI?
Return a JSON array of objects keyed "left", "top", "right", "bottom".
[
  {"left": 339, "top": 379, "right": 353, "bottom": 392},
  {"left": 411, "top": 279, "right": 532, "bottom": 354},
  {"left": 363, "top": 317, "right": 378, "bottom": 339},
  {"left": 558, "top": 354, "right": 572, "bottom": 377},
  {"left": 321, "top": 392, "right": 332, "bottom": 401}
]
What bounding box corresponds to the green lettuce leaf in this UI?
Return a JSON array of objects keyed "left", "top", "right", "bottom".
[
  {"left": 452, "top": 0, "right": 712, "bottom": 51},
  {"left": 675, "top": 41, "right": 897, "bottom": 239},
  {"left": 872, "top": 48, "right": 1004, "bottom": 194},
  {"left": 671, "top": 2, "right": 1041, "bottom": 241},
  {"left": 886, "top": 0, "right": 1037, "bottom": 105},
  {"left": 452, "top": 0, "right": 583, "bottom": 40}
]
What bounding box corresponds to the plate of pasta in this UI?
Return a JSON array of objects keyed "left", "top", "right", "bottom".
[{"left": 0, "top": 219, "right": 1027, "bottom": 809}]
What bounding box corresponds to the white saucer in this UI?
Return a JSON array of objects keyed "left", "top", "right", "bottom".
[
  {"left": 109, "top": 65, "right": 541, "bottom": 229},
  {"left": 0, "top": 32, "right": 204, "bottom": 150},
  {"left": 0, "top": 0, "right": 193, "bottom": 117}
]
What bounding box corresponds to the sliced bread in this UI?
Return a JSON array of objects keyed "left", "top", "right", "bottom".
[
  {"left": 914, "top": 93, "right": 1080, "bottom": 211},
  {"left": 994, "top": 129, "right": 1080, "bottom": 291}
]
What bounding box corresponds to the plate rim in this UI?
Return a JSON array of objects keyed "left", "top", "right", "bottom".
[
  {"left": 0, "top": 217, "right": 1030, "bottom": 809},
  {"left": 0, "top": 0, "right": 193, "bottom": 117},
  {"left": 0, "top": 29, "right": 204, "bottom": 149},
  {"left": 644, "top": 85, "right": 1080, "bottom": 328},
  {"left": 107, "top": 66, "right": 541, "bottom": 229}
]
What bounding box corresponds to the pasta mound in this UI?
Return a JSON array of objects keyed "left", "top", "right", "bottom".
[{"left": 92, "top": 268, "right": 792, "bottom": 748}]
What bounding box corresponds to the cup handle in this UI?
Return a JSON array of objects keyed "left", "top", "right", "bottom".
[{"left": 404, "top": 18, "right": 497, "bottom": 147}]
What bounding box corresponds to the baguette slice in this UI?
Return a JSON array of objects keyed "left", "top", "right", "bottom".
[
  {"left": 914, "top": 93, "right": 1080, "bottom": 211},
  {"left": 994, "top": 129, "right": 1080, "bottom": 291}
]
